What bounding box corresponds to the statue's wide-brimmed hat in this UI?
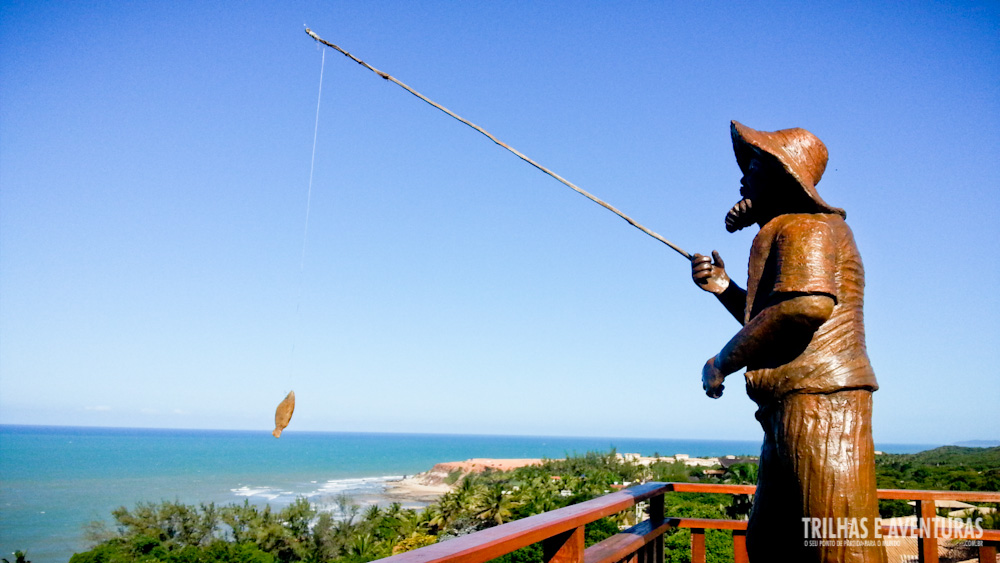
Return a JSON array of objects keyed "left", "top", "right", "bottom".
[{"left": 731, "top": 120, "right": 845, "bottom": 218}]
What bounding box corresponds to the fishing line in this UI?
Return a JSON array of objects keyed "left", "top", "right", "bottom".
[
  {"left": 304, "top": 28, "right": 692, "bottom": 260},
  {"left": 289, "top": 47, "right": 326, "bottom": 372},
  {"left": 273, "top": 45, "right": 326, "bottom": 438},
  {"left": 301, "top": 48, "right": 326, "bottom": 273}
]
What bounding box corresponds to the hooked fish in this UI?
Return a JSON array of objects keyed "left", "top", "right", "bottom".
[{"left": 272, "top": 390, "right": 295, "bottom": 438}]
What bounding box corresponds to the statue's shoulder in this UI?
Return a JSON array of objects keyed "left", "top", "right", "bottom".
[
  {"left": 755, "top": 214, "right": 852, "bottom": 256},
  {"left": 759, "top": 213, "right": 827, "bottom": 239},
  {"left": 766, "top": 213, "right": 847, "bottom": 236}
]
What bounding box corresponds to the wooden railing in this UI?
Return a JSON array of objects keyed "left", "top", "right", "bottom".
[{"left": 377, "top": 482, "right": 1000, "bottom": 563}]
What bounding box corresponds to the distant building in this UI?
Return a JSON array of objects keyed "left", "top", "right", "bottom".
[{"left": 718, "top": 456, "right": 759, "bottom": 469}]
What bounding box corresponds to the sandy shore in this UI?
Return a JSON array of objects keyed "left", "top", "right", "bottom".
[
  {"left": 382, "top": 458, "right": 543, "bottom": 503},
  {"left": 382, "top": 478, "right": 454, "bottom": 503},
  {"left": 437, "top": 458, "right": 544, "bottom": 473}
]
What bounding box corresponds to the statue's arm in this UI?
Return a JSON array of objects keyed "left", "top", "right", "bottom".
[
  {"left": 703, "top": 292, "right": 834, "bottom": 398},
  {"left": 715, "top": 293, "right": 834, "bottom": 375},
  {"left": 702, "top": 217, "right": 840, "bottom": 398},
  {"left": 715, "top": 283, "right": 747, "bottom": 325},
  {"left": 691, "top": 251, "right": 746, "bottom": 325}
]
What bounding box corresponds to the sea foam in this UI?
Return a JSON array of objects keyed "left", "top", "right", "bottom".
[
  {"left": 230, "top": 485, "right": 282, "bottom": 501},
  {"left": 229, "top": 476, "right": 405, "bottom": 507}
]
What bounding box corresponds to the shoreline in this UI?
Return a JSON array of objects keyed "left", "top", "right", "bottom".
[
  {"left": 382, "top": 478, "right": 454, "bottom": 503},
  {"left": 381, "top": 458, "right": 545, "bottom": 503},
  {"left": 374, "top": 452, "right": 762, "bottom": 505}
]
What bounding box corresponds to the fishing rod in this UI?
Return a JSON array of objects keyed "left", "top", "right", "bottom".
[{"left": 304, "top": 28, "right": 692, "bottom": 261}]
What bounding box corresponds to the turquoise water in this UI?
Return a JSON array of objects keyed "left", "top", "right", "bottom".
[{"left": 0, "top": 425, "right": 937, "bottom": 563}]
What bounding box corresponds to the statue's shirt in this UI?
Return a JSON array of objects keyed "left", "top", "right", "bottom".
[{"left": 744, "top": 213, "right": 878, "bottom": 403}]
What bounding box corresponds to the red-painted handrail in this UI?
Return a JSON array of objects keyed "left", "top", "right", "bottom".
[
  {"left": 378, "top": 483, "right": 1000, "bottom": 563},
  {"left": 377, "top": 482, "right": 668, "bottom": 563}
]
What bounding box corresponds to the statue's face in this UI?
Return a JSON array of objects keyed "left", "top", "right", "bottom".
[
  {"left": 740, "top": 157, "right": 774, "bottom": 209},
  {"left": 726, "top": 156, "right": 790, "bottom": 232}
]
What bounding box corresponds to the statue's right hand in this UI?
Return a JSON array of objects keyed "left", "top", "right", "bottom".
[
  {"left": 702, "top": 356, "right": 725, "bottom": 399},
  {"left": 692, "top": 251, "right": 730, "bottom": 295}
]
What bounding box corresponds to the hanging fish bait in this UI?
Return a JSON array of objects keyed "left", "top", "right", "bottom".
[
  {"left": 269, "top": 47, "right": 327, "bottom": 437},
  {"left": 273, "top": 390, "right": 295, "bottom": 438}
]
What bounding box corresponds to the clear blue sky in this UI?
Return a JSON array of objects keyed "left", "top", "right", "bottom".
[{"left": 1, "top": 1, "right": 997, "bottom": 444}]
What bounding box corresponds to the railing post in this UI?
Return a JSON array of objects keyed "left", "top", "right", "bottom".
[
  {"left": 979, "top": 542, "right": 997, "bottom": 563},
  {"left": 690, "top": 528, "right": 706, "bottom": 563},
  {"left": 916, "top": 499, "right": 938, "bottom": 563},
  {"left": 649, "top": 492, "right": 664, "bottom": 563},
  {"left": 732, "top": 529, "right": 748, "bottom": 563},
  {"left": 637, "top": 541, "right": 654, "bottom": 563},
  {"left": 543, "top": 525, "right": 585, "bottom": 563}
]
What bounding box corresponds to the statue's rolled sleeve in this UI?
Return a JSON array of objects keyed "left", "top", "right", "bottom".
[{"left": 772, "top": 219, "right": 837, "bottom": 299}]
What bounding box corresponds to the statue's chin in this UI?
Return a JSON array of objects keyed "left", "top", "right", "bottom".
[{"left": 725, "top": 198, "right": 756, "bottom": 232}]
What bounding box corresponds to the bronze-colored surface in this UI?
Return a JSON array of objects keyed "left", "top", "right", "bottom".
[
  {"left": 272, "top": 390, "right": 295, "bottom": 438},
  {"left": 749, "top": 390, "right": 883, "bottom": 562},
  {"left": 742, "top": 213, "right": 876, "bottom": 399},
  {"left": 731, "top": 120, "right": 844, "bottom": 218},
  {"left": 693, "top": 122, "right": 885, "bottom": 562}
]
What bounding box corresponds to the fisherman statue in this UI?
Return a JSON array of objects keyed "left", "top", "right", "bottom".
[{"left": 693, "top": 121, "right": 886, "bottom": 563}]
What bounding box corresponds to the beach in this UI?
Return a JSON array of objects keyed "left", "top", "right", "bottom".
[
  {"left": 383, "top": 458, "right": 544, "bottom": 502},
  {"left": 380, "top": 453, "right": 747, "bottom": 503}
]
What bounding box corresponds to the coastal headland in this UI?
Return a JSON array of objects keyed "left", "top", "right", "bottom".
[
  {"left": 382, "top": 453, "right": 734, "bottom": 503},
  {"left": 384, "top": 458, "right": 544, "bottom": 502}
]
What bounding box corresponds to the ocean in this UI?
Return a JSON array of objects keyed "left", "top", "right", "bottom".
[{"left": 0, "top": 425, "right": 938, "bottom": 563}]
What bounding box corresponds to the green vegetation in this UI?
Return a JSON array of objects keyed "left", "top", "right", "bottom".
[
  {"left": 876, "top": 446, "right": 1000, "bottom": 491},
  {"left": 2, "top": 551, "right": 31, "bottom": 563},
  {"left": 442, "top": 469, "right": 464, "bottom": 486},
  {"left": 875, "top": 445, "right": 1000, "bottom": 519},
  {"left": 71, "top": 446, "right": 999, "bottom": 563}
]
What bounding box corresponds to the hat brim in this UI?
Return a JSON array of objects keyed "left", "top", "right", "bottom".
[{"left": 730, "top": 121, "right": 845, "bottom": 218}]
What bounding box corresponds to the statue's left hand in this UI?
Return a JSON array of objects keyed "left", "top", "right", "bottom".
[{"left": 702, "top": 356, "right": 725, "bottom": 399}]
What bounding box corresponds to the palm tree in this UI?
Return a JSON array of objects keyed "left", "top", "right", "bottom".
[
  {"left": 349, "top": 532, "right": 377, "bottom": 560},
  {"left": 428, "top": 491, "right": 463, "bottom": 531},
  {"left": 395, "top": 508, "right": 419, "bottom": 538},
  {"left": 723, "top": 462, "right": 758, "bottom": 520},
  {"left": 474, "top": 483, "right": 521, "bottom": 526},
  {"left": 518, "top": 476, "right": 559, "bottom": 516},
  {"left": 724, "top": 463, "right": 759, "bottom": 485},
  {"left": 2, "top": 551, "right": 29, "bottom": 563},
  {"left": 455, "top": 474, "right": 482, "bottom": 504},
  {"left": 384, "top": 502, "right": 404, "bottom": 522},
  {"left": 362, "top": 504, "right": 382, "bottom": 524}
]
